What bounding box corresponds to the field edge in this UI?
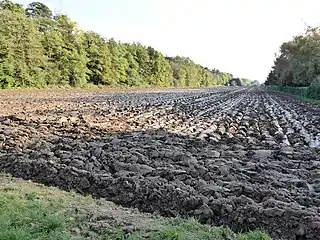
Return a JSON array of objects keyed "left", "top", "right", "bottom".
[{"left": 0, "top": 174, "right": 271, "bottom": 240}]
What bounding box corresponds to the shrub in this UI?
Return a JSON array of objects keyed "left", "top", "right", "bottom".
[{"left": 306, "top": 84, "right": 320, "bottom": 100}]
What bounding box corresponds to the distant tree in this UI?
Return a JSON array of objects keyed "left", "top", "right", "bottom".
[
  {"left": 251, "top": 80, "right": 260, "bottom": 86},
  {"left": 0, "top": 0, "right": 24, "bottom": 13},
  {"left": 123, "top": 43, "right": 140, "bottom": 86},
  {"left": 241, "top": 78, "right": 252, "bottom": 86},
  {"left": 107, "top": 39, "right": 129, "bottom": 86},
  {"left": 83, "top": 31, "right": 112, "bottom": 85},
  {"left": 53, "top": 14, "right": 88, "bottom": 87},
  {"left": 25, "top": 2, "right": 52, "bottom": 19},
  {"left": 0, "top": 1, "right": 236, "bottom": 89},
  {"left": 0, "top": 7, "right": 46, "bottom": 88},
  {"left": 226, "top": 78, "right": 243, "bottom": 86},
  {"left": 0, "top": 34, "right": 15, "bottom": 88},
  {"left": 266, "top": 26, "right": 320, "bottom": 87}
]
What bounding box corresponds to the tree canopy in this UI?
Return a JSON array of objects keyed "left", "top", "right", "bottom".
[
  {"left": 25, "top": 1, "right": 52, "bottom": 19},
  {"left": 0, "top": 0, "right": 234, "bottom": 89},
  {"left": 265, "top": 26, "right": 320, "bottom": 87}
]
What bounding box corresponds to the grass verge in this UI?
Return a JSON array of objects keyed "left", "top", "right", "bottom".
[
  {"left": 264, "top": 85, "right": 320, "bottom": 104},
  {"left": 0, "top": 174, "right": 270, "bottom": 240}
]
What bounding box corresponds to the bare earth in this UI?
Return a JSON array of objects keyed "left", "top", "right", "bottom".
[{"left": 0, "top": 87, "right": 320, "bottom": 239}]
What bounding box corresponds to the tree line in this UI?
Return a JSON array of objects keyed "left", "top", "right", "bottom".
[
  {"left": 0, "top": 0, "right": 234, "bottom": 89},
  {"left": 265, "top": 26, "right": 320, "bottom": 87}
]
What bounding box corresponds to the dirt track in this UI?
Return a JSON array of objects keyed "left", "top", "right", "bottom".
[{"left": 0, "top": 87, "right": 320, "bottom": 239}]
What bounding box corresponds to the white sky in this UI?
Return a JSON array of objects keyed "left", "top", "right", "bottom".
[{"left": 18, "top": 0, "right": 320, "bottom": 81}]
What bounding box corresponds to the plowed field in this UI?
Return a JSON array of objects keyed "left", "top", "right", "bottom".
[{"left": 1, "top": 87, "right": 319, "bottom": 239}]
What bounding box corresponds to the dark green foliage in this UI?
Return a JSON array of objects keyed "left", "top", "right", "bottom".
[
  {"left": 0, "top": 0, "right": 233, "bottom": 89},
  {"left": 226, "top": 78, "right": 243, "bottom": 86},
  {"left": 25, "top": 2, "right": 52, "bottom": 19},
  {"left": 306, "top": 84, "right": 320, "bottom": 99},
  {"left": 0, "top": 35, "right": 15, "bottom": 88},
  {"left": 83, "top": 31, "right": 112, "bottom": 85},
  {"left": 0, "top": 7, "right": 46, "bottom": 88},
  {"left": 266, "top": 26, "right": 320, "bottom": 88},
  {"left": 265, "top": 84, "right": 320, "bottom": 101},
  {"left": 265, "top": 26, "right": 320, "bottom": 100}
]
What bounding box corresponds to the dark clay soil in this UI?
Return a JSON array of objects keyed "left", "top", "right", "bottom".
[{"left": 0, "top": 87, "right": 320, "bottom": 240}]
